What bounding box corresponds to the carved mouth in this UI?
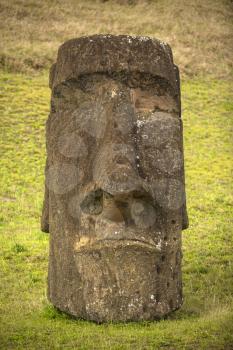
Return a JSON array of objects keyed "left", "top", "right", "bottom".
[{"left": 75, "top": 237, "right": 161, "bottom": 252}]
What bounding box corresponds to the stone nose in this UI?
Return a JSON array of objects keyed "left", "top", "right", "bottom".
[
  {"left": 93, "top": 142, "right": 142, "bottom": 196},
  {"left": 92, "top": 84, "right": 141, "bottom": 195}
]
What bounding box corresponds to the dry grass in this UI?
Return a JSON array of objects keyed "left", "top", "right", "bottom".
[{"left": 0, "top": 0, "right": 232, "bottom": 78}]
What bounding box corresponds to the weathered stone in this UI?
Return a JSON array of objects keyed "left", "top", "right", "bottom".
[{"left": 41, "top": 34, "right": 188, "bottom": 323}]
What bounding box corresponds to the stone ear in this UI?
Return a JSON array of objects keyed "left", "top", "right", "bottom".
[
  {"left": 173, "top": 64, "right": 181, "bottom": 118},
  {"left": 182, "top": 203, "right": 189, "bottom": 230},
  {"left": 173, "top": 65, "right": 189, "bottom": 231},
  {"left": 41, "top": 185, "right": 49, "bottom": 233},
  {"left": 49, "top": 63, "right": 56, "bottom": 89},
  {"left": 42, "top": 62, "right": 57, "bottom": 234},
  {"left": 41, "top": 159, "right": 50, "bottom": 233}
]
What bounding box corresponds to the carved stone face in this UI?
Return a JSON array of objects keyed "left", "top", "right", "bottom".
[{"left": 42, "top": 35, "right": 188, "bottom": 322}]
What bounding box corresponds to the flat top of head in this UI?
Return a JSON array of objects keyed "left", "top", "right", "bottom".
[{"left": 50, "top": 35, "right": 178, "bottom": 92}]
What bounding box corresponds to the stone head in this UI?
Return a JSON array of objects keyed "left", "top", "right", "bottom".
[{"left": 42, "top": 35, "right": 188, "bottom": 322}]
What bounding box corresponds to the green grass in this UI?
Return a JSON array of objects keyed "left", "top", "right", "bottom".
[{"left": 0, "top": 71, "right": 233, "bottom": 349}]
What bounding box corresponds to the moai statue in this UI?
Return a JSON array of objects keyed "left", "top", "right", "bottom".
[{"left": 41, "top": 35, "right": 188, "bottom": 323}]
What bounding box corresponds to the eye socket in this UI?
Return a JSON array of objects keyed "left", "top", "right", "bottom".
[{"left": 80, "top": 189, "right": 103, "bottom": 215}]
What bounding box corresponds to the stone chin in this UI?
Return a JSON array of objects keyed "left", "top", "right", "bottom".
[{"left": 74, "top": 242, "right": 180, "bottom": 322}]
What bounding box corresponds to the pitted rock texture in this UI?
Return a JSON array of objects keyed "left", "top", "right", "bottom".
[{"left": 41, "top": 34, "right": 188, "bottom": 323}]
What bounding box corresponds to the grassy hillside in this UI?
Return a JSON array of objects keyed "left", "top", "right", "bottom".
[{"left": 0, "top": 0, "right": 233, "bottom": 349}]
